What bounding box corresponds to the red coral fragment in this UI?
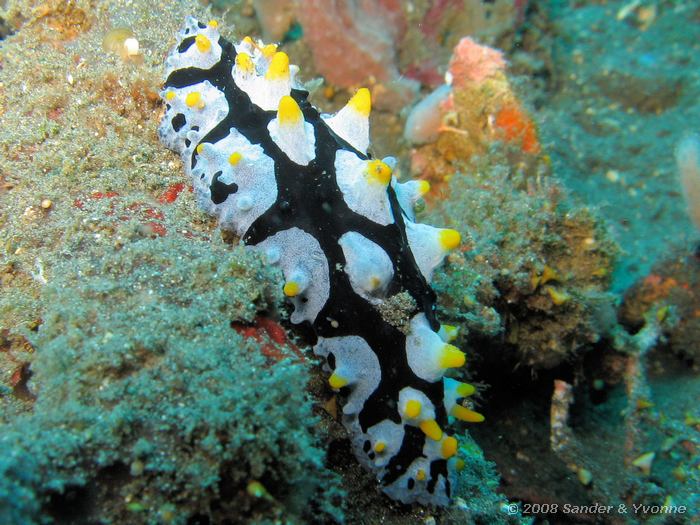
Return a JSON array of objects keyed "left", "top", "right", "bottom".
[
  {"left": 494, "top": 103, "right": 541, "bottom": 154},
  {"left": 158, "top": 182, "right": 186, "bottom": 204},
  {"left": 232, "top": 316, "right": 305, "bottom": 363}
]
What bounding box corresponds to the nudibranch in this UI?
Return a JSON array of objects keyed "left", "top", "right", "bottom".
[{"left": 158, "top": 17, "right": 483, "bottom": 506}]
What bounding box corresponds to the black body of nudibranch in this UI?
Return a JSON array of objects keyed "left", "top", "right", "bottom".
[{"left": 159, "top": 17, "right": 483, "bottom": 506}]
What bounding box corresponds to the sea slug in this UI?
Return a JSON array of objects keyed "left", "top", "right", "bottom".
[{"left": 158, "top": 17, "right": 483, "bottom": 505}]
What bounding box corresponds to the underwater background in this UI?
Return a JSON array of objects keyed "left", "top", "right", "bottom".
[{"left": 0, "top": 0, "right": 698, "bottom": 523}]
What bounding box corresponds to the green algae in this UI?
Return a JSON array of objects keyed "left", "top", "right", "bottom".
[{"left": 0, "top": 236, "right": 343, "bottom": 524}]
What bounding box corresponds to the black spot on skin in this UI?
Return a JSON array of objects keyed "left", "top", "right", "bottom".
[
  {"left": 197, "top": 22, "right": 207, "bottom": 29},
  {"left": 363, "top": 441, "right": 371, "bottom": 453},
  {"left": 171, "top": 113, "right": 186, "bottom": 132},
  {"left": 191, "top": 126, "right": 200, "bottom": 132},
  {"left": 210, "top": 171, "right": 238, "bottom": 204},
  {"left": 368, "top": 452, "right": 375, "bottom": 460},
  {"left": 177, "top": 36, "right": 196, "bottom": 53},
  {"left": 184, "top": 139, "right": 191, "bottom": 148},
  {"left": 407, "top": 478, "right": 415, "bottom": 490}
]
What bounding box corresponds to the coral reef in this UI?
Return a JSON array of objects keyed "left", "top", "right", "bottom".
[{"left": 407, "top": 37, "right": 541, "bottom": 200}]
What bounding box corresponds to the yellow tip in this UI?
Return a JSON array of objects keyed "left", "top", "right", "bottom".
[
  {"left": 439, "top": 344, "right": 466, "bottom": 369},
  {"left": 417, "top": 180, "right": 431, "bottom": 196},
  {"left": 404, "top": 399, "right": 422, "bottom": 419},
  {"left": 545, "top": 286, "right": 570, "bottom": 305},
  {"left": 195, "top": 34, "right": 211, "bottom": 53},
  {"left": 374, "top": 441, "right": 386, "bottom": 453},
  {"left": 455, "top": 458, "right": 465, "bottom": 471},
  {"left": 185, "top": 91, "right": 204, "bottom": 109},
  {"left": 196, "top": 144, "right": 204, "bottom": 154},
  {"left": 419, "top": 419, "right": 443, "bottom": 441},
  {"left": 365, "top": 159, "right": 392, "bottom": 186},
  {"left": 262, "top": 43, "right": 278, "bottom": 58},
  {"left": 266, "top": 51, "right": 289, "bottom": 80},
  {"left": 369, "top": 276, "right": 381, "bottom": 290},
  {"left": 441, "top": 436, "right": 458, "bottom": 459},
  {"left": 456, "top": 382, "right": 476, "bottom": 397},
  {"left": 348, "top": 87, "right": 371, "bottom": 117},
  {"left": 242, "top": 36, "right": 254, "bottom": 46},
  {"left": 207, "top": 19, "right": 218, "bottom": 28},
  {"left": 328, "top": 371, "right": 349, "bottom": 390},
  {"left": 229, "top": 152, "right": 242, "bottom": 166},
  {"left": 278, "top": 95, "right": 302, "bottom": 126},
  {"left": 235, "top": 52, "right": 254, "bottom": 74},
  {"left": 283, "top": 280, "right": 301, "bottom": 297},
  {"left": 439, "top": 229, "right": 461, "bottom": 251},
  {"left": 416, "top": 469, "right": 426, "bottom": 481},
  {"left": 451, "top": 405, "right": 485, "bottom": 423},
  {"left": 164, "top": 91, "right": 175, "bottom": 101},
  {"left": 441, "top": 324, "right": 458, "bottom": 342}
]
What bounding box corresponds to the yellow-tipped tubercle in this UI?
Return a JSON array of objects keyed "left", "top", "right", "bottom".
[
  {"left": 416, "top": 469, "right": 426, "bottom": 481},
  {"left": 439, "top": 229, "right": 461, "bottom": 251},
  {"left": 278, "top": 95, "right": 303, "bottom": 126},
  {"left": 348, "top": 87, "right": 371, "bottom": 117},
  {"left": 262, "top": 44, "right": 278, "bottom": 58},
  {"left": 266, "top": 51, "right": 290, "bottom": 80},
  {"left": 417, "top": 180, "right": 431, "bottom": 196},
  {"left": 440, "top": 324, "right": 458, "bottom": 342},
  {"left": 235, "top": 52, "right": 254, "bottom": 74},
  {"left": 164, "top": 91, "right": 175, "bottom": 101},
  {"left": 404, "top": 399, "right": 422, "bottom": 419},
  {"left": 439, "top": 344, "right": 466, "bottom": 369},
  {"left": 366, "top": 159, "right": 392, "bottom": 186},
  {"left": 207, "top": 20, "right": 218, "bottom": 28},
  {"left": 451, "top": 405, "right": 485, "bottom": 423},
  {"left": 419, "top": 419, "right": 443, "bottom": 441},
  {"left": 283, "top": 280, "right": 301, "bottom": 297},
  {"left": 229, "top": 152, "right": 242, "bottom": 166},
  {"left": 185, "top": 91, "right": 204, "bottom": 109},
  {"left": 374, "top": 441, "right": 386, "bottom": 453},
  {"left": 195, "top": 34, "right": 211, "bottom": 53},
  {"left": 456, "top": 382, "right": 476, "bottom": 397},
  {"left": 441, "top": 436, "right": 458, "bottom": 458},
  {"left": 328, "top": 372, "right": 349, "bottom": 390}
]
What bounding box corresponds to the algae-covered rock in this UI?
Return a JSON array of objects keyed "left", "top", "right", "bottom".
[
  {"left": 0, "top": 236, "right": 343, "bottom": 524},
  {"left": 428, "top": 157, "right": 618, "bottom": 369}
]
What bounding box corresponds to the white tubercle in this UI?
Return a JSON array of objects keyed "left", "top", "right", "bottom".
[
  {"left": 165, "top": 17, "right": 222, "bottom": 76},
  {"left": 404, "top": 221, "right": 461, "bottom": 282},
  {"left": 334, "top": 150, "right": 394, "bottom": 225},
  {"left": 314, "top": 335, "right": 381, "bottom": 416},
  {"left": 364, "top": 419, "right": 405, "bottom": 468},
  {"left": 267, "top": 95, "right": 316, "bottom": 165},
  {"left": 338, "top": 232, "right": 394, "bottom": 302},
  {"left": 189, "top": 128, "right": 277, "bottom": 236},
  {"left": 398, "top": 386, "right": 436, "bottom": 424},
  {"left": 232, "top": 46, "right": 292, "bottom": 111},
  {"left": 392, "top": 178, "right": 431, "bottom": 221},
  {"left": 405, "top": 314, "right": 465, "bottom": 382},
  {"left": 159, "top": 80, "right": 229, "bottom": 156},
  {"left": 254, "top": 228, "right": 330, "bottom": 324},
  {"left": 322, "top": 88, "right": 371, "bottom": 153}
]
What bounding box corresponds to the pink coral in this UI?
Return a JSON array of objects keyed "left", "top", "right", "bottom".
[
  {"left": 295, "top": 0, "right": 405, "bottom": 88},
  {"left": 448, "top": 37, "right": 507, "bottom": 88}
]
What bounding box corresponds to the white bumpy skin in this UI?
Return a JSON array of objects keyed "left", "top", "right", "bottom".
[{"left": 159, "top": 17, "right": 483, "bottom": 506}]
